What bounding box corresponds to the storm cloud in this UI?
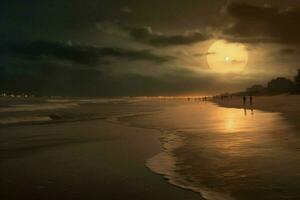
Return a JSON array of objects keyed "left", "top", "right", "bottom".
[
  {"left": 0, "top": 0, "right": 299, "bottom": 96},
  {"left": 224, "top": 2, "right": 300, "bottom": 44},
  {"left": 2, "top": 41, "right": 173, "bottom": 65},
  {"left": 280, "top": 48, "right": 298, "bottom": 55},
  {"left": 0, "top": 59, "right": 220, "bottom": 97},
  {"left": 127, "top": 26, "right": 210, "bottom": 47}
]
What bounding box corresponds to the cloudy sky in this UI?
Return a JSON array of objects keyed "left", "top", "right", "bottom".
[{"left": 1, "top": 0, "right": 300, "bottom": 96}]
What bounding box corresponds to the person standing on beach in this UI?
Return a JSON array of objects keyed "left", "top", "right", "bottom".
[
  {"left": 250, "top": 95, "right": 253, "bottom": 106},
  {"left": 243, "top": 96, "right": 246, "bottom": 106}
]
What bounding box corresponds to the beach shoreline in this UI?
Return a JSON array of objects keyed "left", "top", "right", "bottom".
[
  {"left": 0, "top": 115, "right": 200, "bottom": 200},
  {"left": 212, "top": 95, "right": 300, "bottom": 129},
  {"left": 2, "top": 97, "right": 300, "bottom": 200}
]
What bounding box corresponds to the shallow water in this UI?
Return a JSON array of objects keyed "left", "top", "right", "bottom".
[
  {"left": 1, "top": 98, "right": 299, "bottom": 200},
  {"left": 120, "top": 101, "right": 300, "bottom": 200}
]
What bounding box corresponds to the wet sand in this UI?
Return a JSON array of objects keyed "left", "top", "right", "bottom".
[
  {"left": 120, "top": 101, "right": 300, "bottom": 200},
  {"left": 212, "top": 95, "right": 300, "bottom": 129},
  {"left": 2, "top": 97, "right": 300, "bottom": 200},
  {"left": 0, "top": 118, "right": 200, "bottom": 200}
]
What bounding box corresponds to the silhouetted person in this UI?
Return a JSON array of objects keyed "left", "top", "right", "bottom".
[
  {"left": 250, "top": 95, "right": 253, "bottom": 105},
  {"left": 243, "top": 96, "right": 246, "bottom": 106}
]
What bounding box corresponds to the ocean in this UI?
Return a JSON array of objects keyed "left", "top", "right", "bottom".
[{"left": 0, "top": 97, "right": 299, "bottom": 200}]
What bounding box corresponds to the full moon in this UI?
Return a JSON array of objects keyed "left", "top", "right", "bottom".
[{"left": 207, "top": 40, "right": 248, "bottom": 73}]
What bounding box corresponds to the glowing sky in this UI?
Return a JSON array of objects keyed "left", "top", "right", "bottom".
[{"left": 0, "top": 0, "right": 299, "bottom": 96}]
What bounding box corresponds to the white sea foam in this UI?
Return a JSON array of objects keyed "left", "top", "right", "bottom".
[
  {"left": 0, "top": 103, "right": 78, "bottom": 113},
  {"left": 47, "top": 99, "right": 73, "bottom": 103},
  {"left": 146, "top": 131, "right": 235, "bottom": 200},
  {"left": 47, "top": 97, "right": 143, "bottom": 104},
  {"left": 0, "top": 116, "right": 52, "bottom": 125}
]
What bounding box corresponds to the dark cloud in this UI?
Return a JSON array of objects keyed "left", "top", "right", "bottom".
[
  {"left": 224, "top": 2, "right": 300, "bottom": 44},
  {"left": 193, "top": 52, "right": 216, "bottom": 57},
  {"left": 280, "top": 48, "right": 298, "bottom": 55},
  {"left": 267, "top": 47, "right": 299, "bottom": 59},
  {"left": 0, "top": 59, "right": 218, "bottom": 96},
  {"left": 126, "top": 26, "right": 210, "bottom": 47},
  {"left": 1, "top": 0, "right": 299, "bottom": 96},
  {"left": 2, "top": 41, "right": 172, "bottom": 65},
  {"left": 121, "top": 6, "right": 133, "bottom": 14}
]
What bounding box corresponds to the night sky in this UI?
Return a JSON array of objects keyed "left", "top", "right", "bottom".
[{"left": 1, "top": 0, "right": 300, "bottom": 96}]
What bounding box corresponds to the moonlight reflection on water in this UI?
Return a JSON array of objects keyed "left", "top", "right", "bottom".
[{"left": 123, "top": 102, "right": 299, "bottom": 200}]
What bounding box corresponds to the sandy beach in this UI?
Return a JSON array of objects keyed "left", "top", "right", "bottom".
[
  {"left": 212, "top": 95, "right": 300, "bottom": 129},
  {"left": 0, "top": 117, "right": 200, "bottom": 200},
  {"left": 1, "top": 98, "right": 300, "bottom": 200},
  {"left": 116, "top": 100, "right": 300, "bottom": 200}
]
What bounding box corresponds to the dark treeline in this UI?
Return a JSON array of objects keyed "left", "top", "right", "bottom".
[{"left": 235, "top": 69, "right": 300, "bottom": 96}]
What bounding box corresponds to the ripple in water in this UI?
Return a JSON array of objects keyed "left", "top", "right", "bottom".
[{"left": 124, "top": 102, "right": 299, "bottom": 200}]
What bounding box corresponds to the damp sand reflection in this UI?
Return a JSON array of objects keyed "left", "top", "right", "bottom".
[{"left": 124, "top": 102, "right": 300, "bottom": 200}]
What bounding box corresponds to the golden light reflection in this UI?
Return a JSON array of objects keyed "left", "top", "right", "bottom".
[
  {"left": 214, "top": 106, "right": 258, "bottom": 134},
  {"left": 128, "top": 102, "right": 293, "bottom": 158},
  {"left": 144, "top": 101, "right": 299, "bottom": 200},
  {"left": 225, "top": 118, "right": 235, "bottom": 133},
  {"left": 150, "top": 103, "right": 285, "bottom": 135}
]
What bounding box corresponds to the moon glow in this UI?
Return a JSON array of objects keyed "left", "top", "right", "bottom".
[{"left": 207, "top": 40, "right": 248, "bottom": 73}]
